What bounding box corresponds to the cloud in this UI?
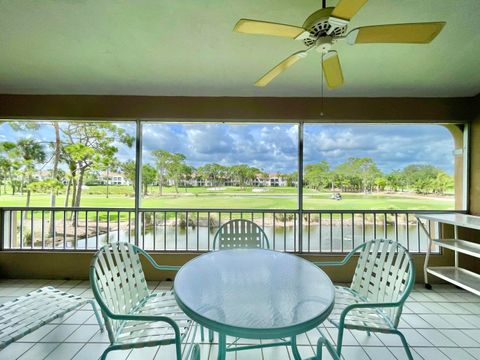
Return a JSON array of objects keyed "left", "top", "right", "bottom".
[
  {"left": 303, "top": 124, "right": 454, "bottom": 174},
  {"left": 0, "top": 122, "right": 455, "bottom": 175},
  {"left": 186, "top": 124, "right": 235, "bottom": 156}
]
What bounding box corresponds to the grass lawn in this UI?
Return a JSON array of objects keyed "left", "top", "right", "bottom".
[{"left": 0, "top": 185, "right": 455, "bottom": 210}]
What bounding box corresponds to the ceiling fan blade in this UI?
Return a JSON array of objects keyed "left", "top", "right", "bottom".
[
  {"left": 346, "top": 22, "right": 446, "bottom": 44},
  {"left": 255, "top": 51, "right": 307, "bottom": 87},
  {"left": 322, "top": 51, "right": 344, "bottom": 88},
  {"left": 331, "top": 0, "right": 368, "bottom": 21},
  {"left": 234, "top": 19, "right": 307, "bottom": 39}
]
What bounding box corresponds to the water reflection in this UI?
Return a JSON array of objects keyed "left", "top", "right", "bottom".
[{"left": 79, "top": 223, "right": 430, "bottom": 253}]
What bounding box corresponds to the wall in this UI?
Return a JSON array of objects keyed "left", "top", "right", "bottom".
[
  {"left": 470, "top": 96, "right": 480, "bottom": 215},
  {"left": 459, "top": 96, "right": 480, "bottom": 273},
  {"left": 0, "top": 250, "right": 455, "bottom": 283},
  {"left": 0, "top": 94, "right": 474, "bottom": 122}
]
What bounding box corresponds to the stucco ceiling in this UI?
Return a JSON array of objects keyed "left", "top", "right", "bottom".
[{"left": 0, "top": 0, "right": 479, "bottom": 97}]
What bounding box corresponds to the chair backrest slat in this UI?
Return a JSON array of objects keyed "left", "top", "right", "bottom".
[
  {"left": 213, "top": 219, "right": 270, "bottom": 250},
  {"left": 350, "top": 239, "right": 414, "bottom": 326}
]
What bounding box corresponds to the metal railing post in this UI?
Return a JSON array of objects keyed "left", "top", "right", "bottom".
[
  {"left": 298, "top": 122, "right": 304, "bottom": 253},
  {"left": 134, "top": 120, "right": 143, "bottom": 246},
  {"left": 0, "top": 208, "right": 4, "bottom": 251}
]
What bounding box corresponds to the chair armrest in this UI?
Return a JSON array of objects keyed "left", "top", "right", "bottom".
[
  {"left": 313, "top": 248, "right": 359, "bottom": 267},
  {"left": 313, "top": 260, "right": 348, "bottom": 267},
  {"left": 344, "top": 301, "right": 402, "bottom": 311},
  {"left": 151, "top": 264, "right": 182, "bottom": 271},
  {"left": 110, "top": 313, "right": 179, "bottom": 325},
  {"left": 314, "top": 241, "right": 381, "bottom": 268},
  {"left": 109, "top": 312, "right": 182, "bottom": 336},
  {"left": 338, "top": 300, "right": 402, "bottom": 328},
  {"left": 135, "top": 247, "right": 182, "bottom": 271}
]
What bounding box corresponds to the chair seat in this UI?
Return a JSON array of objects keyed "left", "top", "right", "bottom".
[
  {"left": 115, "top": 290, "right": 194, "bottom": 346},
  {"left": 0, "top": 286, "right": 102, "bottom": 349},
  {"left": 327, "top": 286, "right": 394, "bottom": 331}
]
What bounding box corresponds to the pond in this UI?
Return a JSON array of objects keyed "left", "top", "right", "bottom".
[{"left": 78, "top": 222, "right": 432, "bottom": 253}]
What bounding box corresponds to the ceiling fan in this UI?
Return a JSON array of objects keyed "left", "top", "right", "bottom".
[{"left": 233, "top": 0, "right": 446, "bottom": 88}]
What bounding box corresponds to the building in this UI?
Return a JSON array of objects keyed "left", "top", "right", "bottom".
[{"left": 98, "top": 171, "right": 131, "bottom": 186}]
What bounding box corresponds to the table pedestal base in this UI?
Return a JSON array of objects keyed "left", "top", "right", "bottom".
[{"left": 217, "top": 334, "right": 303, "bottom": 360}]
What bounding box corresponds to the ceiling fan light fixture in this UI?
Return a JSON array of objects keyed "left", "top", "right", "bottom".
[{"left": 315, "top": 36, "right": 334, "bottom": 53}]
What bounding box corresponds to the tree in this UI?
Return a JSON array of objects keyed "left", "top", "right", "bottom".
[
  {"left": 285, "top": 171, "right": 298, "bottom": 187},
  {"left": 27, "top": 179, "right": 64, "bottom": 197},
  {"left": 166, "top": 153, "right": 188, "bottom": 193},
  {"left": 62, "top": 148, "right": 79, "bottom": 208},
  {"left": 16, "top": 138, "right": 46, "bottom": 208},
  {"left": 142, "top": 164, "right": 157, "bottom": 195},
  {"left": 402, "top": 164, "right": 445, "bottom": 194},
  {"left": 331, "top": 164, "right": 352, "bottom": 192},
  {"left": 0, "top": 157, "right": 8, "bottom": 195},
  {"left": 352, "top": 157, "right": 381, "bottom": 193},
  {"left": 151, "top": 150, "right": 191, "bottom": 193},
  {"left": 152, "top": 149, "right": 172, "bottom": 195},
  {"left": 230, "top": 164, "right": 259, "bottom": 189},
  {"left": 0, "top": 141, "right": 21, "bottom": 195},
  {"left": 304, "top": 161, "right": 330, "bottom": 190},
  {"left": 99, "top": 156, "right": 120, "bottom": 198},
  {"left": 10, "top": 122, "right": 62, "bottom": 209},
  {"left": 120, "top": 160, "right": 136, "bottom": 191},
  {"left": 374, "top": 176, "right": 387, "bottom": 192},
  {"left": 334, "top": 157, "right": 380, "bottom": 192},
  {"left": 179, "top": 164, "right": 194, "bottom": 191},
  {"left": 197, "top": 163, "right": 225, "bottom": 187},
  {"left": 61, "top": 123, "right": 134, "bottom": 208},
  {"left": 386, "top": 170, "right": 406, "bottom": 192},
  {"left": 433, "top": 172, "right": 453, "bottom": 194}
]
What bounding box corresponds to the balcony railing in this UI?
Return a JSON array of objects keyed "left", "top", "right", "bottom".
[{"left": 0, "top": 207, "right": 459, "bottom": 253}]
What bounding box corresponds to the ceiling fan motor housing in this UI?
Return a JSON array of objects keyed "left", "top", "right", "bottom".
[
  {"left": 302, "top": 7, "right": 347, "bottom": 47},
  {"left": 315, "top": 36, "right": 333, "bottom": 53}
]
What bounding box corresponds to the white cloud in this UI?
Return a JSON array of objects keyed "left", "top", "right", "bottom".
[{"left": 0, "top": 122, "right": 455, "bottom": 175}]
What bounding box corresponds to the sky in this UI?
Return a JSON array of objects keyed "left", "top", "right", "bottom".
[{"left": 0, "top": 121, "right": 454, "bottom": 175}]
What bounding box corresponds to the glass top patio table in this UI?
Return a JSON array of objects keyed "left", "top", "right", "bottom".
[{"left": 174, "top": 248, "right": 335, "bottom": 359}]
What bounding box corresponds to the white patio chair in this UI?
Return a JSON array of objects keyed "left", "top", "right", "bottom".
[
  {"left": 313, "top": 239, "right": 415, "bottom": 360},
  {"left": 202, "top": 219, "right": 270, "bottom": 343},
  {"left": 212, "top": 219, "right": 270, "bottom": 250},
  {"left": 90, "top": 242, "right": 199, "bottom": 360}
]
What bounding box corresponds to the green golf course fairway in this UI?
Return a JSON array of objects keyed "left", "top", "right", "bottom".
[{"left": 0, "top": 186, "right": 454, "bottom": 210}]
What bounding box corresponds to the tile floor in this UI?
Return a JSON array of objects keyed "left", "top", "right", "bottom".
[{"left": 0, "top": 279, "right": 479, "bottom": 360}]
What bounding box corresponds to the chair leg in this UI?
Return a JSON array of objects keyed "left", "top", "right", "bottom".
[
  {"left": 190, "top": 344, "right": 200, "bottom": 360},
  {"left": 366, "top": 330, "right": 371, "bottom": 336},
  {"left": 175, "top": 337, "right": 182, "bottom": 360},
  {"left": 200, "top": 325, "right": 204, "bottom": 341},
  {"left": 88, "top": 299, "right": 104, "bottom": 332},
  {"left": 208, "top": 329, "right": 214, "bottom": 343},
  {"left": 335, "top": 325, "right": 344, "bottom": 357},
  {"left": 316, "top": 336, "right": 324, "bottom": 360},
  {"left": 100, "top": 347, "right": 113, "bottom": 360},
  {"left": 316, "top": 332, "right": 341, "bottom": 360},
  {"left": 394, "top": 330, "right": 414, "bottom": 360}
]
